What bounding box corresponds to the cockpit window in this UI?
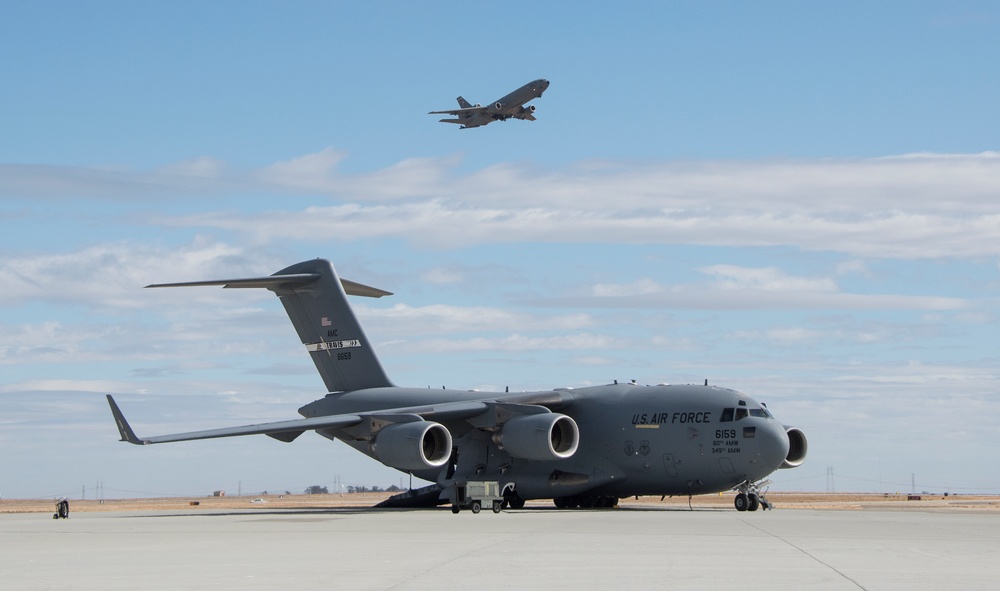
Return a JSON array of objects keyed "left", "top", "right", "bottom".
[{"left": 723, "top": 405, "right": 769, "bottom": 421}]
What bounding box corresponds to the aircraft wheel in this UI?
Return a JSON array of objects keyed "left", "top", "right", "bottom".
[
  {"left": 553, "top": 497, "right": 565, "bottom": 509},
  {"left": 471, "top": 501, "right": 481, "bottom": 514},
  {"left": 748, "top": 493, "right": 760, "bottom": 512},
  {"left": 451, "top": 506, "right": 460, "bottom": 514},
  {"left": 492, "top": 501, "right": 502, "bottom": 514},
  {"left": 508, "top": 496, "right": 525, "bottom": 509},
  {"left": 734, "top": 493, "right": 749, "bottom": 512}
]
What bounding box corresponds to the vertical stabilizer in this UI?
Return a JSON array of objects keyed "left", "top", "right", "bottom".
[
  {"left": 146, "top": 259, "right": 394, "bottom": 393},
  {"left": 271, "top": 259, "right": 393, "bottom": 392}
]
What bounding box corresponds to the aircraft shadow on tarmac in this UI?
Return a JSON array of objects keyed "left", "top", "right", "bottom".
[{"left": 114, "top": 504, "right": 733, "bottom": 520}]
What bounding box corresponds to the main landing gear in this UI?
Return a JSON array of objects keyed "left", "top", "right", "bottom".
[{"left": 733, "top": 479, "right": 771, "bottom": 512}]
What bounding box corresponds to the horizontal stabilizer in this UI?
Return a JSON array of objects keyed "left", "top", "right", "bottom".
[
  {"left": 145, "top": 274, "right": 319, "bottom": 290},
  {"left": 146, "top": 273, "right": 391, "bottom": 298}
]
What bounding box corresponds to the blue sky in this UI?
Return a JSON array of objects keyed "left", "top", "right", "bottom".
[{"left": 2, "top": 1, "right": 999, "bottom": 499}]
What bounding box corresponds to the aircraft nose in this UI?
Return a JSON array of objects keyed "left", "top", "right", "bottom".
[{"left": 758, "top": 421, "right": 790, "bottom": 470}]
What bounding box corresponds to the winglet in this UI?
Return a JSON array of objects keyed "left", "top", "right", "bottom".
[{"left": 106, "top": 395, "right": 145, "bottom": 445}]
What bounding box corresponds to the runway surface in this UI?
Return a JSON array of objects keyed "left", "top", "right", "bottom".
[{"left": 3, "top": 506, "right": 997, "bottom": 590}]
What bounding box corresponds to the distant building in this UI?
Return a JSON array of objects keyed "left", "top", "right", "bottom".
[{"left": 213, "top": 490, "right": 226, "bottom": 497}]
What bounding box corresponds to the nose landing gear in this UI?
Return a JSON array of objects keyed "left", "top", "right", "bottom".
[{"left": 733, "top": 479, "right": 771, "bottom": 512}]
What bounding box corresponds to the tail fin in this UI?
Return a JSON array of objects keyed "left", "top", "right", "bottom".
[
  {"left": 457, "top": 96, "right": 473, "bottom": 109},
  {"left": 146, "top": 259, "right": 394, "bottom": 393}
]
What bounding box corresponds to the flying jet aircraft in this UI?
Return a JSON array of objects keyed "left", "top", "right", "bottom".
[
  {"left": 107, "top": 259, "right": 807, "bottom": 511},
  {"left": 429, "top": 78, "right": 549, "bottom": 129}
]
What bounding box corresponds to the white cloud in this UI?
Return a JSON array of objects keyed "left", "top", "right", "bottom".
[
  {"left": 0, "top": 240, "right": 281, "bottom": 308},
  {"left": 591, "top": 278, "right": 662, "bottom": 297},
  {"left": 0, "top": 379, "right": 135, "bottom": 394},
  {"left": 699, "top": 265, "right": 838, "bottom": 292},
  {"left": 835, "top": 260, "right": 872, "bottom": 276},
  {"left": 392, "top": 332, "right": 625, "bottom": 354},
  {"left": 422, "top": 267, "right": 464, "bottom": 284},
  {"left": 731, "top": 327, "right": 826, "bottom": 344},
  {"left": 361, "top": 303, "right": 593, "bottom": 335},
  {"left": 6, "top": 151, "right": 1000, "bottom": 259},
  {"left": 558, "top": 269, "right": 968, "bottom": 312},
  {"left": 156, "top": 157, "right": 229, "bottom": 178}
]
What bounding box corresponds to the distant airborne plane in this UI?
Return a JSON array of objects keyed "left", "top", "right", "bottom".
[
  {"left": 429, "top": 78, "right": 549, "bottom": 129},
  {"left": 107, "top": 258, "right": 807, "bottom": 512}
]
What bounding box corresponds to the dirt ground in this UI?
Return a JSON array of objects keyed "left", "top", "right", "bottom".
[{"left": 4, "top": 492, "right": 999, "bottom": 514}]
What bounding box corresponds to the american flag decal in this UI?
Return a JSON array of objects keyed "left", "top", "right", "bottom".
[{"left": 321, "top": 317, "right": 332, "bottom": 327}]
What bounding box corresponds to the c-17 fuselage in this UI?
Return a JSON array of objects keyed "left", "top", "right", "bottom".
[{"left": 107, "top": 259, "right": 807, "bottom": 512}]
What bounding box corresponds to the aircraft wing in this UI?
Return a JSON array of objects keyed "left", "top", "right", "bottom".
[
  {"left": 107, "top": 391, "right": 569, "bottom": 445},
  {"left": 107, "top": 395, "right": 366, "bottom": 445},
  {"left": 427, "top": 106, "right": 488, "bottom": 116},
  {"left": 106, "top": 395, "right": 553, "bottom": 445}
]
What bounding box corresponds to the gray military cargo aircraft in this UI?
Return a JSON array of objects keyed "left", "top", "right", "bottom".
[
  {"left": 429, "top": 78, "right": 549, "bottom": 129},
  {"left": 107, "top": 259, "right": 807, "bottom": 512}
]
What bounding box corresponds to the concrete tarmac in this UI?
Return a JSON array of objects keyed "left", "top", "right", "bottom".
[{"left": 2, "top": 506, "right": 997, "bottom": 590}]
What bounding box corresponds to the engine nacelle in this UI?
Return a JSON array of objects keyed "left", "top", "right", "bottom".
[
  {"left": 371, "top": 421, "right": 452, "bottom": 471},
  {"left": 523, "top": 104, "right": 536, "bottom": 113},
  {"left": 780, "top": 426, "right": 808, "bottom": 469},
  {"left": 494, "top": 413, "right": 579, "bottom": 461},
  {"left": 490, "top": 101, "right": 505, "bottom": 113}
]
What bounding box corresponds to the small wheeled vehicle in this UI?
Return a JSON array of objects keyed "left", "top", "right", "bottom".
[
  {"left": 449, "top": 481, "right": 503, "bottom": 514},
  {"left": 53, "top": 498, "right": 69, "bottom": 519}
]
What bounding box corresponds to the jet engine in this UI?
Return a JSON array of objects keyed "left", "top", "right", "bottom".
[
  {"left": 780, "top": 426, "right": 808, "bottom": 469},
  {"left": 490, "top": 102, "right": 505, "bottom": 113},
  {"left": 371, "top": 421, "right": 453, "bottom": 471},
  {"left": 523, "top": 104, "right": 536, "bottom": 113},
  {"left": 494, "top": 413, "right": 579, "bottom": 461}
]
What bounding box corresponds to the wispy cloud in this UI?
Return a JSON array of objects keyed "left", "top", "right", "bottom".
[
  {"left": 548, "top": 266, "right": 969, "bottom": 311},
  {"left": 5, "top": 151, "right": 1000, "bottom": 259},
  {"left": 0, "top": 240, "right": 282, "bottom": 308}
]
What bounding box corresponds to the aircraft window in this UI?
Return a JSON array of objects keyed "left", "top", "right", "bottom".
[
  {"left": 749, "top": 408, "right": 767, "bottom": 418},
  {"left": 720, "top": 408, "right": 734, "bottom": 422},
  {"left": 735, "top": 408, "right": 748, "bottom": 421}
]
